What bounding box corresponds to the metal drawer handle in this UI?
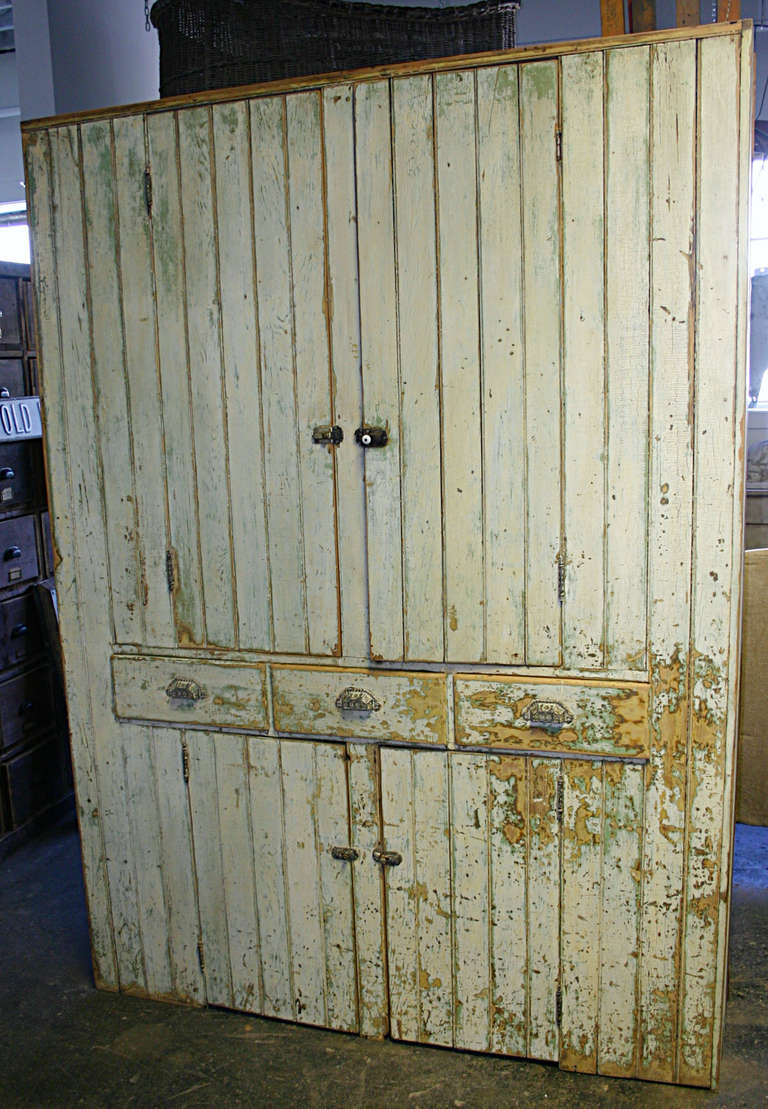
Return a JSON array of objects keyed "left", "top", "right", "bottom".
[
  {"left": 335, "top": 687, "right": 381, "bottom": 713},
  {"left": 165, "top": 677, "right": 206, "bottom": 703},
  {"left": 522, "top": 700, "right": 574, "bottom": 728},
  {"left": 19, "top": 700, "right": 33, "bottom": 715},
  {"left": 373, "top": 847, "right": 402, "bottom": 867},
  {"left": 331, "top": 846, "right": 359, "bottom": 862},
  {"left": 4, "top": 546, "right": 21, "bottom": 561},
  {"left": 0, "top": 467, "right": 15, "bottom": 480},
  {"left": 0, "top": 388, "right": 10, "bottom": 398},
  {"left": 10, "top": 623, "right": 27, "bottom": 638}
]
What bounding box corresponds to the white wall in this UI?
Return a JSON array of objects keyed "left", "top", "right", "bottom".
[{"left": 0, "top": 52, "right": 24, "bottom": 205}]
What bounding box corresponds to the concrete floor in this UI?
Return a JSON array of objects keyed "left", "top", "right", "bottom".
[{"left": 1, "top": 814, "right": 767, "bottom": 1109}]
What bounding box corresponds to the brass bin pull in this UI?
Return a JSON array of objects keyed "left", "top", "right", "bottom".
[
  {"left": 335, "top": 687, "right": 381, "bottom": 713},
  {"left": 373, "top": 846, "right": 402, "bottom": 867},
  {"left": 521, "top": 700, "right": 573, "bottom": 727},
  {"left": 165, "top": 677, "right": 206, "bottom": 703},
  {"left": 331, "top": 846, "right": 359, "bottom": 862}
]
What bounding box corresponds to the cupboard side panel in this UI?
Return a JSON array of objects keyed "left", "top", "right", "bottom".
[
  {"left": 640, "top": 38, "right": 697, "bottom": 1084},
  {"left": 146, "top": 111, "right": 205, "bottom": 647},
  {"left": 519, "top": 61, "right": 562, "bottom": 668},
  {"left": 477, "top": 64, "right": 526, "bottom": 666}
]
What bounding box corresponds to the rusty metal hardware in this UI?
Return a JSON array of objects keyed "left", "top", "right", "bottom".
[
  {"left": 166, "top": 676, "right": 206, "bottom": 703},
  {"left": 335, "top": 687, "right": 381, "bottom": 713},
  {"left": 165, "top": 549, "right": 176, "bottom": 594},
  {"left": 557, "top": 548, "right": 566, "bottom": 604},
  {"left": 312, "top": 424, "right": 343, "bottom": 446},
  {"left": 556, "top": 777, "right": 564, "bottom": 825},
  {"left": 373, "top": 846, "right": 402, "bottom": 867},
  {"left": 555, "top": 986, "right": 562, "bottom": 1026},
  {"left": 331, "top": 846, "right": 359, "bottom": 862},
  {"left": 354, "top": 425, "right": 388, "bottom": 448},
  {"left": 4, "top": 546, "right": 21, "bottom": 561},
  {"left": 0, "top": 467, "right": 14, "bottom": 480},
  {"left": 522, "top": 700, "right": 573, "bottom": 728}
]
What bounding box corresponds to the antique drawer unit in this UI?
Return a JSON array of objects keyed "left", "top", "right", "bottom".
[{"left": 23, "top": 21, "right": 751, "bottom": 1088}]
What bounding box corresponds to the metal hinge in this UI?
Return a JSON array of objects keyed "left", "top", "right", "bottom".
[
  {"left": 556, "top": 776, "right": 564, "bottom": 825},
  {"left": 555, "top": 130, "right": 562, "bottom": 162},
  {"left": 144, "top": 168, "right": 153, "bottom": 216},
  {"left": 197, "top": 938, "right": 206, "bottom": 973},
  {"left": 181, "top": 741, "right": 190, "bottom": 783},
  {"left": 165, "top": 549, "right": 176, "bottom": 594},
  {"left": 557, "top": 547, "right": 566, "bottom": 604},
  {"left": 555, "top": 986, "right": 562, "bottom": 1027}
]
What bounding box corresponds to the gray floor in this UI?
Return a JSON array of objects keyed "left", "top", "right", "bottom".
[{"left": 1, "top": 815, "right": 767, "bottom": 1109}]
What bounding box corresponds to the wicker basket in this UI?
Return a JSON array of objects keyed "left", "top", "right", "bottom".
[{"left": 150, "top": 0, "right": 519, "bottom": 98}]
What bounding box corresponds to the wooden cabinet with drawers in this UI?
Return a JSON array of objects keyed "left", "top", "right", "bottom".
[
  {"left": 23, "top": 22, "right": 751, "bottom": 1089},
  {"left": 0, "top": 262, "right": 70, "bottom": 854}
]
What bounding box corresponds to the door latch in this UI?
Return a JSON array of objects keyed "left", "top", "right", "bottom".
[
  {"left": 373, "top": 846, "right": 402, "bottom": 867},
  {"left": 355, "top": 425, "right": 388, "bottom": 448},
  {"left": 331, "top": 846, "right": 359, "bottom": 862},
  {"left": 312, "top": 424, "right": 343, "bottom": 445}
]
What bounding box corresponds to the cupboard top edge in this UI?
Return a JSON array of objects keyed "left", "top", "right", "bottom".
[{"left": 20, "top": 19, "right": 751, "bottom": 136}]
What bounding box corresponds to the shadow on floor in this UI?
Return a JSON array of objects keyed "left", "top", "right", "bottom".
[{"left": 0, "top": 816, "right": 767, "bottom": 1109}]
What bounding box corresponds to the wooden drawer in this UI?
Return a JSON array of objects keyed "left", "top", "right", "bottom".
[
  {"left": 0, "top": 359, "right": 26, "bottom": 397},
  {"left": 112, "top": 654, "right": 268, "bottom": 731},
  {"left": 0, "top": 442, "right": 36, "bottom": 510},
  {"left": 454, "top": 675, "right": 650, "bottom": 759},
  {"left": 0, "top": 666, "right": 56, "bottom": 752},
  {"left": 0, "top": 592, "right": 42, "bottom": 669},
  {"left": 0, "top": 277, "right": 22, "bottom": 351},
  {"left": 0, "top": 515, "right": 38, "bottom": 586},
  {"left": 3, "top": 737, "right": 67, "bottom": 829},
  {"left": 271, "top": 665, "right": 448, "bottom": 744}
]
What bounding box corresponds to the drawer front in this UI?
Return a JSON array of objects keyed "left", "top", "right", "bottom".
[
  {"left": 0, "top": 359, "right": 26, "bottom": 397},
  {"left": 4, "top": 738, "right": 67, "bottom": 829},
  {"left": 0, "top": 442, "right": 36, "bottom": 509},
  {"left": 0, "top": 592, "right": 42, "bottom": 668},
  {"left": 0, "top": 515, "right": 38, "bottom": 586},
  {"left": 454, "top": 676, "right": 650, "bottom": 759},
  {"left": 272, "top": 666, "right": 448, "bottom": 744},
  {"left": 112, "top": 654, "right": 268, "bottom": 731},
  {"left": 0, "top": 277, "right": 22, "bottom": 351},
  {"left": 0, "top": 666, "right": 55, "bottom": 752}
]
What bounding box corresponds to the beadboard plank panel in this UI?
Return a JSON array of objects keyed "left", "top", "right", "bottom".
[
  {"left": 519, "top": 61, "right": 562, "bottom": 668},
  {"left": 146, "top": 111, "right": 206, "bottom": 648},
  {"left": 527, "top": 757, "right": 560, "bottom": 1061},
  {"left": 392, "top": 74, "right": 444, "bottom": 663},
  {"left": 477, "top": 64, "right": 526, "bottom": 667},
  {"left": 212, "top": 101, "right": 272, "bottom": 653}
]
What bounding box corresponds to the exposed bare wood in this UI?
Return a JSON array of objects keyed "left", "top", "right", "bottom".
[{"left": 601, "top": 0, "right": 626, "bottom": 36}]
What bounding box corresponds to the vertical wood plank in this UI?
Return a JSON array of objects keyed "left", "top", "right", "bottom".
[
  {"left": 286, "top": 92, "right": 340, "bottom": 657},
  {"left": 348, "top": 743, "right": 388, "bottom": 1037},
  {"left": 323, "top": 85, "right": 369, "bottom": 661},
  {"left": 640, "top": 37, "right": 697, "bottom": 1084},
  {"left": 280, "top": 740, "right": 327, "bottom": 1026},
  {"left": 632, "top": 0, "right": 657, "bottom": 32},
  {"left": 718, "top": 0, "right": 739, "bottom": 18},
  {"left": 392, "top": 74, "right": 444, "bottom": 662},
  {"left": 152, "top": 728, "right": 205, "bottom": 1004},
  {"left": 436, "top": 70, "right": 484, "bottom": 663},
  {"left": 679, "top": 33, "right": 741, "bottom": 1087},
  {"left": 122, "top": 724, "right": 173, "bottom": 998},
  {"left": 477, "top": 65, "right": 526, "bottom": 666},
  {"left": 604, "top": 46, "right": 651, "bottom": 672},
  {"left": 601, "top": 0, "right": 626, "bottom": 34},
  {"left": 676, "top": 1, "right": 699, "bottom": 25},
  {"left": 451, "top": 754, "right": 490, "bottom": 1052},
  {"left": 247, "top": 737, "right": 293, "bottom": 1019},
  {"left": 560, "top": 760, "right": 602, "bottom": 1074},
  {"left": 380, "top": 747, "right": 418, "bottom": 1040},
  {"left": 519, "top": 61, "right": 562, "bottom": 668},
  {"left": 314, "top": 742, "right": 358, "bottom": 1032},
  {"left": 251, "top": 96, "right": 307, "bottom": 655},
  {"left": 146, "top": 110, "right": 205, "bottom": 647},
  {"left": 112, "top": 114, "right": 175, "bottom": 648},
  {"left": 527, "top": 757, "right": 560, "bottom": 1062},
  {"left": 187, "top": 732, "right": 233, "bottom": 1008},
  {"left": 561, "top": 51, "right": 605, "bottom": 670},
  {"left": 355, "top": 80, "right": 404, "bottom": 662},
  {"left": 488, "top": 754, "right": 528, "bottom": 1057},
  {"left": 79, "top": 119, "right": 141, "bottom": 646},
  {"left": 214, "top": 733, "right": 263, "bottom": 1013},
  {"left": 598, "top": 762, "right": 644, "bottom": 1078},
  {"left": 177, "top": 106, "right": 236, "bottom": 648},
  {"left": 212, "top": 101, "right": 271, "bottom": 652}
]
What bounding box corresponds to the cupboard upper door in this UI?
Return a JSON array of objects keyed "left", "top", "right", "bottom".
[
  {"left": 76, "top": 96, "right": 347, "bottom": 656},
  {"left": 354, "top": 53, "right": 654, "bottom": 672}
]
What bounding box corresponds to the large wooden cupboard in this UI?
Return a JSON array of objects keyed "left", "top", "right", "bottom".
[{"left": 22, "top": 21, "right": 751, "bottom": 1089}]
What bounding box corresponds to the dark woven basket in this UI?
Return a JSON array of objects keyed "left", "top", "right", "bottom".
[{"left": 150, "top": 0, "right": 519, "bottom": 98}]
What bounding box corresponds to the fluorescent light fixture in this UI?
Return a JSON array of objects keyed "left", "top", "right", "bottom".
[{"left": 0, "top": 201, "right": 26, "bottom": 215}]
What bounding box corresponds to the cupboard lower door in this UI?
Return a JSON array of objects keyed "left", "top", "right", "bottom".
[
  {"left": 379, "top": 749, "right": 644, "bottom": 1075},
  {"left": 185, "top": 734, "right": 387, "bottom": 1035}
]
